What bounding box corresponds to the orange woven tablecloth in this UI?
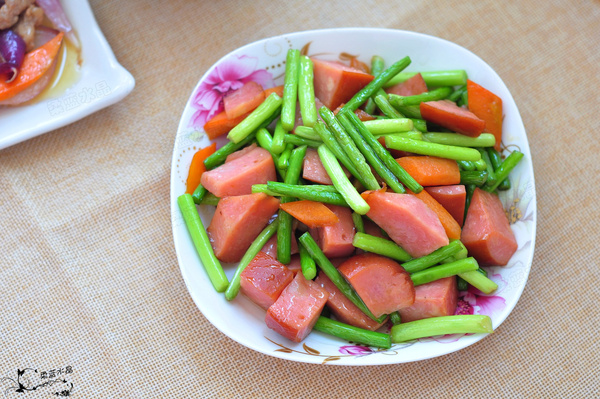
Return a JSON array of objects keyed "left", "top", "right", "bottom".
[{"left": 1, "top": 1, "right": 599, "bottom": 397}]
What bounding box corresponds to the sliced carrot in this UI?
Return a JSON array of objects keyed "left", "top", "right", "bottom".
[
  {"left": 408, "top": 188, "right": 462, "bottom": 240},
  {"left": 264, "top": 85, "right": 284, "bottom": 98},
  {"left": 0, "top": 32, "right": 64, "bottom": 102},
  {"left": 203, "top": 110, "right": 250, "bottom": 140},
  {"left": 467, "top": 80, "right": 503, "bottom": 151},
  {"left": 279, "top": 200, "right": 340, "bottom": 228},
  {"left": 396, "top": 156, "right": 460, "bottom": 186},
  {"left": 185, "top": 142, "right": 217, "bottom": 194},
  {"left": 223, "top": 81, "right": 265, "bottom": 119}
]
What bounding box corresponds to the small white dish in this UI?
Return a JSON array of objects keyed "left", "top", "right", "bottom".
[
  {"left": 170, "top": 28, "right": 536, "bottom": 365},
  {"left": 0, "top": 0, "right": 135, "bottom": 150}
]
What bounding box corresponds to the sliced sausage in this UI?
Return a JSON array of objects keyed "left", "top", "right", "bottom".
[
  {"left": 311, "top": 58, "right": 374, "bottom": 110},
  {"left": 207, "top": 193, "right": 280, "bottom": 263},
  {"left": 201, "top": 146, "right": 276, "bottom": 197},
  {"left": 420, "top": 99, "right": 485, "bottom": 137},
  {"left": 223, "top": 81, "right": 265, "bottom": 119},
  {"left": 461, "top": 188, "right": 518, "bottom": 266},
  {"left": 338, "top": 253, "right": 415, "bottom": 318},
  {"left": 361, "top": 190, "right": 449, "bottom": 258},
  {"left": 265, "top": 272, "right": 329, "bottom": 342},
  {"left": 240, "top": 252, "right": 294, "bottom": 309},
  {"left": 309, "top": 204, "right": 355, "bottom": 258},
  {"left": 386, "top": 73, "right": 428, "bottom": 96},
  {"left": 398, "top": 277, "right": 458, "bottom": 322},
  {"left": 315, "top": 272, "right": 386, "bottom": 331},
  {"left": 425, "top": 185, "right": 466, "bottom": 226}
]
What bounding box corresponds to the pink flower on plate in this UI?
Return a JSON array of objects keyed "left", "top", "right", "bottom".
[
  {"left": 339, "top": 345, "right": 374, "bottom": 356},
  {"left": 189, "top": 55, "right": 274, "bottom": 129},
  {"left": 455, "top": 272, "right": 507, "bottom": 317}
]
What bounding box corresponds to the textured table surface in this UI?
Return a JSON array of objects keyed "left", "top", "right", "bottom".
[{"left": 1, "top": 1, "right": 599, "bottom": 397}]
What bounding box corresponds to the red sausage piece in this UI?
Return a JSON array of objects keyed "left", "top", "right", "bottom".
[
  {"left": 265, "top": 272, "right": 329, "bottom": 342},
  {"left": 338, "top": 253, "right": 415, "bottom": 318},
  {"left": 361, "top": 190, "right": 449, "bottom": 258},
  {"left": 461, "top": 188, "right": 518, "bottom": 266},
  {"left": 309, "top": 204, "right": 355, "bottom": 258},
  {"left": 207, "top": 193, "right": 280, "bottom": 263},
  {"left": 398, "top": 277, "right": 458, "bottom": 322},
  {"left": 240, "top": 252, "right": 294, "bottom": 310},
  {"left": 201, "top": 146, "right": 276, "bottom": 197},
  {"left": 425, "top": 185, "right": 467, "bottom": 226},
  {"left": 315, "top": 272, "right": 386, "bottom": 331},
  {"left": 386, "top": 73, "right": 428, "bottom": 96},
  {"left": 223, "top": 81, "right": 265, "bottom": 119},
  {"left": 420, "top": 100, "right": 485, "bottom": 137},
  {"left": 311, "top": 58, "right": 374, "bottom": 110}
]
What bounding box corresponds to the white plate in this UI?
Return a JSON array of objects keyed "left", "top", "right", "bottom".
[
  {"left": 0, "top": 0, "right": 135, "bottom": 150},
  {"left": 170, "top": 28, "right": 537, "bottom": 365}
]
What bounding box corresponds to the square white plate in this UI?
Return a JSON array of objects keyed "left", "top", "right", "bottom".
[{"left": 0, "top": 0, "right": 135, "bottom": 150}]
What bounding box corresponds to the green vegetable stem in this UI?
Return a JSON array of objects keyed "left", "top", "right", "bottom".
[
  {"left": 318, "top": 144, "right": 370, "bottom": 215},
  {"left": 227, "top": 92, "right": 282, "bottom": 143},
  {"left": 313, "top": 316, "right": 391, "bottom": 349},
  {"left": 281, "top": 49, "right": 300, "bottom": 131},
  {"left": 298, "top": 55, "right": 317, "bottom": 127},
  {"left": 391, "top": 315, "right": 492, "bottom": 343},
  {"left": 177, "top": 194, "right": 229, "bottom": 292}
]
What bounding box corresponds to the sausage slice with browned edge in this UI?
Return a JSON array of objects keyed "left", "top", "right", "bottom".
[
  {"left": 315, "top": 271, "right": 387, "bottom": 331},
  {"left": 308, "top": 204, "right": 355, "bottom": 258},
  {"left": 311, "top": 58, "right": 374, "bottom": 110}
]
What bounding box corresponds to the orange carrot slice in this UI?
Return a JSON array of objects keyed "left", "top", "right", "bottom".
[
  {"left": 264, "top": 85, "right": 284, "bottom": 98},
  {"left": 203, "top": 110, "right": 250, "bottom": 140},
  {"left": 186, "top": 142, "right": 217, "bottom": 194},
  {"left": 279, "top": 200, "right": 340, "bottom": 228},
  {"left": 467, "top": 80, "right": 503, "bottom": 151},
  {"left": 408, "top": 188, "right": 462, "bottom": 240},
  {"left": 396, "top": 156, "right": 460, "bottom": 186},
  {"left": 0, "top": 32, "right": 64, "bottom": 102}
]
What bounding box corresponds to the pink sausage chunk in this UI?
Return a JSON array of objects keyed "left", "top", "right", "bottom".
[
  {"left": 338, "top": 253, "right": 415, "bottom": 318},
  {"left": 240, "top": 252, "right": 294, "bottom": 310},
  {"left": 309, "top": 204, "right": 355, "bottom": 258},
  {"left": 361, "top": 190, "right": 449, "bottom": 258},
  {"left": 201, "top": 146, "right": 276, "bottom": 197},
  {"left": 398, "top": 277, "right": 458, "bottom": 322},
  {"left": 315, "top": 272, "right": 386, "bottom": 331},
  {"left": 207, "top": 193, "right": 280, "bottom": 263},
  {"left": 265, "top": 272, "right": 329, "bottom": 342},
  {"left": 461, "top": 188, "right": 518, "bottom": 266}
]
